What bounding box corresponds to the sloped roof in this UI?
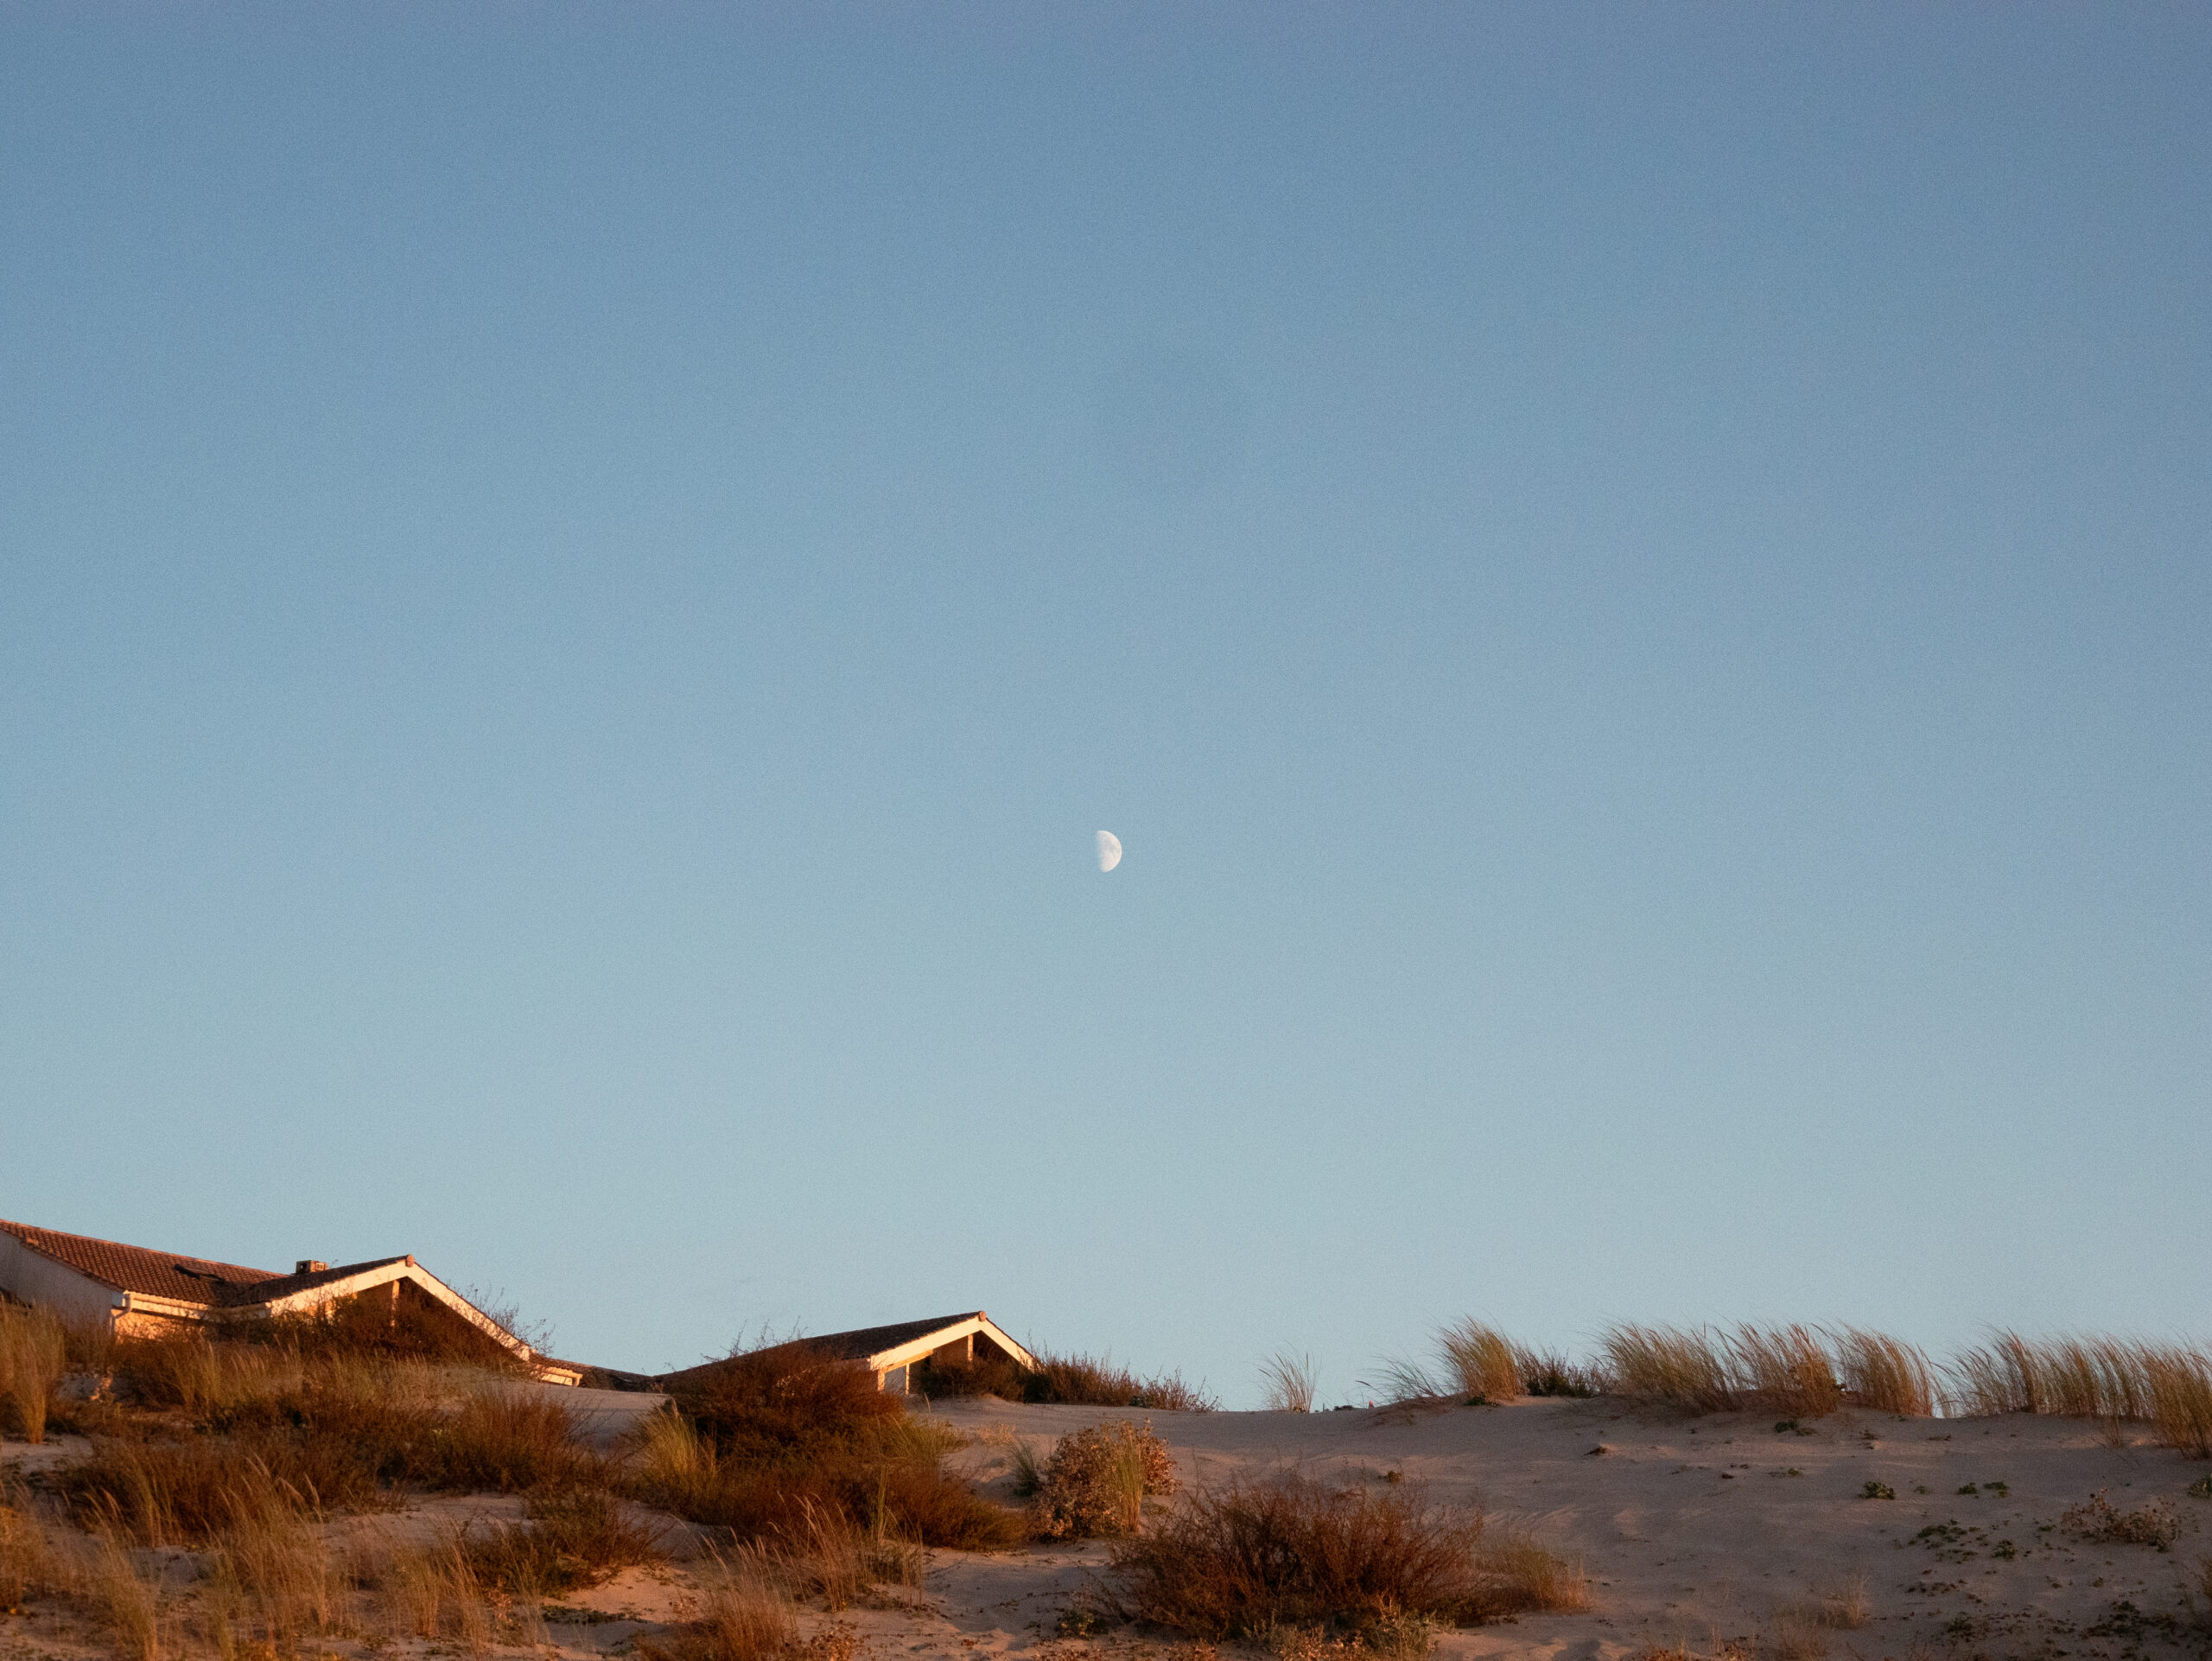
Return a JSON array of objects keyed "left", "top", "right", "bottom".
[
  {"left": 658, "top": 1311, "right": 1036, "bottom": 1390},
  {"left": 0, "top": 1219, "right": 280, "bottom": 1304},
  {"left": 801, "top": 1314, "right": 988, "bottom": 1364},
  {"left": 226, "top": 1257, "right": 412, "bottom": 1306}
]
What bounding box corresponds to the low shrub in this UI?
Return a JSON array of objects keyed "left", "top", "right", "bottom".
[
  {"left": 1031, "top": 1419, "right": 1178, "bottom": 1539},
  {"left": 1515, "top": 1347, "right": 1603, "bottom": 1399},
  {"left": 650, "top": 1344, "right": 1023, "bottom": 1553},
  {"left": 1107, "top": 1476, "right": 1584, "bottom": 1641},
  {"left": 2062, "top": 1491, "right": 2178, "bottom": 1550}
]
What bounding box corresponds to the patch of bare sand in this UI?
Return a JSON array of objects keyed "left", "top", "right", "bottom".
[{"left": 915, "top": 1396, "right": 2212, "bottom": 1659}]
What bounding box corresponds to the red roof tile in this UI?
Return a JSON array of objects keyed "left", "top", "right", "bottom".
[{"left": 0, "top": 1219, "right": 281, "bottom": 1305}]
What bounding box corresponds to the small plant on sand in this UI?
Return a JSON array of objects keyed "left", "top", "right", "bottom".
[
  {"left": 1262, "top": 1352, "right": 1319, "bottom": 1413},
  {"left": 2062, "top": 1491, "right": 2178, "bottom": 1551},
  {"left": 1032, "top": 1418, "right": 1179, "bottom": 1539},
  {"left": 1859, "top": 1481, "right": 1894, "bottom": 1500}
]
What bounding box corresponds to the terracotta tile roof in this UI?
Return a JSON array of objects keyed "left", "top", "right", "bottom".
[{"left": 0, "top": 1219, "right": 280, "bottom": 1305}]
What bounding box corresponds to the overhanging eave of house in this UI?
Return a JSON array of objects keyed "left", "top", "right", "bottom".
[{"left": 864, "top": 1313, "right": 1038, "bottom": 1376}]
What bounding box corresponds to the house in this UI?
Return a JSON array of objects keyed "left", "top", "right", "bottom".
[
  {"left": 0, "top": 1219, "right": 582, "bottom": 1386},
  {"left": 658, "top": 1311, "right": 1039, "bottom": 1395}
]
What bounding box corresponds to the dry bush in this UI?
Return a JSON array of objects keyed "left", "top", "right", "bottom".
[
  {"left": 0, "top": 1303, "right": 67, "bottom": 1443},
  {"left": 639, "top": 1548, "right": 798, "bottom": 1661},
  {"left": 1829, "top": 1328, "right": 1934, "bottom": 1416},
  {"left": 2062, "top": 1490, "right": 2178, "bottom": 1550},
  {"left": 1262, "top": 1352, "right": 1319, "bottom": 1413},
  {"left": 1107, "top": 1476, "right": 1581, "bottom": 1640},
  {"left": 460, "top": 1486, "right": 664, "bottom": 1593},
  {"left": 1600, "top": 1325, "right": 1736, "bottom": 1414},
  {"left": 652, "top": 1344, "right": 1021, "bottom": 1552},
  {"left": 1031, "top": 1419, "right": 1178, "bottom": 1540},
  {"left": 1437, "top": 1321, "right": 1520, "bottom": 1403}
]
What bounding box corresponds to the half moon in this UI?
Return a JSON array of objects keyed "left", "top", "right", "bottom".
[{"left": 1096, "top": 830, "right": 1122, "bottom": 873}]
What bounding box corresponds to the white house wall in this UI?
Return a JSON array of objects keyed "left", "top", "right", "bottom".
[{"left": 0, "top": 1232, "right": 123, "bottom": 1325}]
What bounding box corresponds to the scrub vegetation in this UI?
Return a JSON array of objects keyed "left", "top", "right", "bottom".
[{"left": 1102, "top": 1474, "right": 1586, "bottom": 1645}]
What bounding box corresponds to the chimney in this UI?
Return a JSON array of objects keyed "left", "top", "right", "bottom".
[{"left": 296, "top": 1259, "right": 329, "bottom": 1275}]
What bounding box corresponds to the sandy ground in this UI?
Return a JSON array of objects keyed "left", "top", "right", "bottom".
[{"left": 6, "top": 1397, "right": 2210, "bottom": 1659}]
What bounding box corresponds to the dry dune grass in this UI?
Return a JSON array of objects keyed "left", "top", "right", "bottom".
[
  {"left": 1599, "top": 1324, "right": 1934, "bottom": 1418},
  {"left": 1261, "top": 1352, "right": 1319, "bottom": 1413},
  {"left": 1944, "top": 1333, "right": 2212, "bottom": 1454},
  {"left": 1437, "top": 1321, "right": 1521, "bottom": 1403},
  {"left": 639, "top": 1548, "right": 799, "bottom": 1661},
  {"left": 0, "top": 1303, "right": 67, "bottom": 1443},
  {"left": 1829, "top": 1327, "right": 1936, "bottom": 1416},
  {"left": 1106, "top": 1475, "right": 1585, "bottom": 1643}
]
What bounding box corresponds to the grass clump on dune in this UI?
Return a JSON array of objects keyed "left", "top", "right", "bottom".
[
  {"left": 1105, "top": 1475, "right": 1586, "bottom": 1644},
  {"left": 1945, "top": 1333, "right": 2212, "bottom": 1454},
  {"left": 1598, "top": 1323, "right": 1933, "bottom": 1419},
  {"left": 0, "top": 1302, "right": 67, "bottom": 1444}
]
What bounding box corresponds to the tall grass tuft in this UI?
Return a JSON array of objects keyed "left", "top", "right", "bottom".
[
  {"left": 1946, "top": 1331, "right": 2044, "bottom": 1416},
  {"left": 1599, "top": 1325, "right": 1735, "bottom": 1414},
  {"left": 1437, "top": 1321, "right": 1520, "bottom": 1403},
  {"left": 1261, "top": 1352, "right": 1319, "bottom": 1414},
  {"left": 1727, "top": 1326, "right": 1842, "bottom": 1418},
  {"left": 638, "top": 1547, "right": 798, "bottom": 1661},
  {"left": 0, "top": 1303, "right": 67, "bottom": 1443},
  {"left": 1107, "top": 1476, "right": 1583, "bottom": 1640},
  {"left": 1940, "top": 1333, "right": 2212, "bottom": 1453},
  {"left": 2142, "top": 1345, "right": 2212, "bottom": 1459},
  {"left": 1830, "top": 1328, "right": 1935, "bottom": 1416}
]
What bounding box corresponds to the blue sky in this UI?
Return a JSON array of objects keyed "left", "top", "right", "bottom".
[{"left": 3, "top": 4, "right": 2207, "bottom": 1403}]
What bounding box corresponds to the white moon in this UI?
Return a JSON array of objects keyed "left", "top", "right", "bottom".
[{"left": 1096, "top": 830, "right": 1122, "bottom": 873}]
